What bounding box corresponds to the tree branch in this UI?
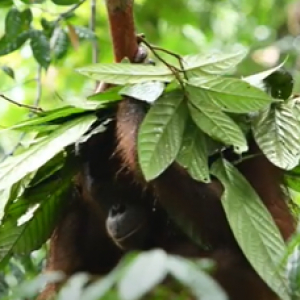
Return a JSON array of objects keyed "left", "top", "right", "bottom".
[{"left": 104, "top": 0, "right": 138, "bottom": 62}]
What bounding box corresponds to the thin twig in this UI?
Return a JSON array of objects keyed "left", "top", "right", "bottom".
[
  {"left": 0, "top": 94, "right": 43, "bottom": 112},
  {"left": 1, "top": 66, "right": 43, "bottom": 162},
  {"left": 137, "top": 35, "right": 187, "bottom": 85}
]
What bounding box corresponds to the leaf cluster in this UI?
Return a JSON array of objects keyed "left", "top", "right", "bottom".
[
  {"left": 0, "top": 2, "right": 96, "bottom": 75},
  {"left": 0, "top": 49, "right": 299, "bottom": 299}
]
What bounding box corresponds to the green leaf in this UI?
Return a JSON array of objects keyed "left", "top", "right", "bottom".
[
  {"left": 187, "top": 77, "right": 273, "bottom": 113},
  {"left": 0, "top": 115, "right": 96, "bottom": 190},
  {"left": 180, "top": 50, "right": 247, "bottom": 77},
  {"left": 167, "top": 256, "right": 227, "bottom": 300},
  {"left": 211, "top": 159, "right": 289, "bottom": 300},
  {"left": 0, "top": 0, "right": 13, "bottom": 7},
  {"left": 0, "top": 223, "right": 23, "bottom": 266},
  {"left": 51, "top": 0, "right": 80, "bottom": 5},
  {"left": 5, "top": 8, "right": 32, "bottom": 39},
  {"left": 15, "top": 180, "right": 71, "bottom": 255},
  {"left": 0, "top": 175, "right": 34, "bottom": 224},
  {"left": 177, "top": 120, "right": 210, "bottom": 183},
  {"left": 30, "top": 30, "right": 51, "bottom": 69},
  {"left": 0, "top": 32, "right": 30, "bottom": 56},
  {"left": 120, "top": 82, "right": 165, "bottom": 104},
  {"left": 138, "top": 90, "right": 188, "bottom": 181},
  {"left": 52, "top": 29, "right": 70, "bottom": 60},
  {"left": 119, "top": 250, "right": 168, "bottom": 300},
  {"left": 1, "top": 65, "right": 15, "bottom": 79},
  {"left": 29, "top": 152, "right": 66, "bottom": 187},
  {"left": 252, "top": 104, "right": 300, "bottom": 170},
  {"left": 77, "top": 63, "right": 174, "bottom": 85},
  {"left": 187, "top": 101, "right": 247, "bottom": 153},
  {"left": 5, "top": 8, "right": 24, "bottom": 38}
]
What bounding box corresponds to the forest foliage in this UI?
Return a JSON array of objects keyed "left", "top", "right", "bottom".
[{"left": 0, "top": 0, "right": 300, "bottom": 300}]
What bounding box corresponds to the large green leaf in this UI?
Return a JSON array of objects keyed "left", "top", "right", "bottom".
[
  {"left": 77, "top": 51, "right": 246, "bottom": 85},
  {"left": 138, "top": 90, "right": 187, "bottom": 181},
  {"left": 187, "top": 77, "right": 273, "bottom": 113},
  {"left": 0, "top": 115, "right": 96, "bottom": 190},
  {"left": 211, "top": 159, "right": 289, "bottom": 300},
  {"left": 180, "top": 50, "right": 247, "bottom": 77},
  {"left": 118, "top": 250, "right": 168, "bottom": 300},
  {"left": 76, "top": 63, "right": 174, "bottom": 85},
  {"left": 167, "top": 256, "right": 228, "bottom": 300},
  {"left": 176, "top": 120, "right": 210, "bottom": 183},
  {"left": 187, "top": 101, "right": 247, "bottom": 153},
  {"left": 253, "top": 104, "right": 300, "bottom": 170}
]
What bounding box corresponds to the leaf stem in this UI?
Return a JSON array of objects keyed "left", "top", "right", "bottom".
[{"left": 1, "top": 66, "right": 43, "bottom": 162}]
